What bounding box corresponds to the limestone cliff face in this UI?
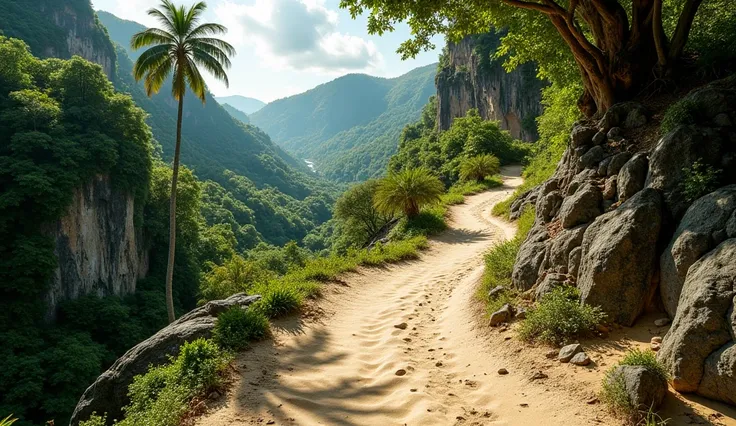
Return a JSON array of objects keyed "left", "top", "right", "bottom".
[
  {"left": 46, "top": 175, "right": 148, "bottom": 318},
  {"left": 21, "top": 1, "right": 118, "bottom": 80},
  {"left": 436, "top": 34, "right": 544, "bottom": 141}
]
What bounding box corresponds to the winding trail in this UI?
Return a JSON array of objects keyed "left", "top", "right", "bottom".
[{"left": 196, "top": 168, "right": 611, "bottom": 425}]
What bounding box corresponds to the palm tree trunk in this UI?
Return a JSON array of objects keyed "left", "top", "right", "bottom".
[{"left": 165, "top": 94, "right": 184, "bottom": 323}]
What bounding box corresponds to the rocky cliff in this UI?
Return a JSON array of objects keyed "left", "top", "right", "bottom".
[
  {"left": 509, "top": 77, "right": 736, "bottom": 406},
  {"left": 0, "top": 0, "right": 116, "bottom": 79},
  {"left": 46, "top": 175, "right": 148, "bottom": 319},
  {"left": 435, "top": 32, "right": 544, "bottom": 141}
]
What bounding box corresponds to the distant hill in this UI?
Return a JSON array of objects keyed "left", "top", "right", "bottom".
[
  {"left": 215, "top": 95, "right": 266, "bottom": 114},
  {"left": 96, "top": 11, "right": 336, "bottom": 247},
  {"left": 249, "top": 65, "right": 437, "bottom": 182},
  {"left": 222, "top": 103, "right": 251, "bottom": 124}
]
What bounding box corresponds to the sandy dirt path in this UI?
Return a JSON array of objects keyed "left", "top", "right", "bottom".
[{"left": 196, "top": 167, "right": 735, "bottom": 426}]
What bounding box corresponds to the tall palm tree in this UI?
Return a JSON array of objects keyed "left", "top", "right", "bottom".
[
  {"left": 374, "top": 168, "right": 444, "bottom": 218},
  {"left": 132, "top": 0, "right": 235, "bottom": 323}
]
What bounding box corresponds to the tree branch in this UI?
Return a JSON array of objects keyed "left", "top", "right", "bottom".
[
  {"left": 500, "top": 0, "right": 557, "bottom": 14},
  {"left": 652, "top": 0, "right": 668, "bottom": 66},
  {"left": 668, "top": 0, "right": 703, "bottom": 61}
]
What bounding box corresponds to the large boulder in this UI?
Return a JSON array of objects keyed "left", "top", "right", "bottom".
[
  {"left": 657, "top": 239, "right": 736, "bottom": 396},
  {"left": 566, "top": 169, "right": 598, "bottom": 196},
  {"left": 578, "top": 145, "right": 606, "bottom": 171},
  {"left": 617, "top": 153, "right": 648, "bottom": 202},
  {"left": 570, "top": 125, "right": 597, "bottom": 148},
  {"left": 545, "top": 224, "right": 588, "bottom": 272},
  {"left": 559, "top": 183, "right": 602, "bottom": 229},
  {"left": 645, "top": 126, "right": 724, "bottom": 219},
  {"left": 607, "top": 152, "right": 632, "bottom": 176},
  {"left": 577, "top": 189, "right": 663, "bottom": 326},
  {"left": 699, "top": 343, "right": 736, "bottom": 405},
  {"left": 512, "top": 223, "right": 549, "bottom": 291},
  {"left": 659, "top": 185, "right": 736, "bottom": 317},
  {"left": 70, "top": 293, "right": 261, "bottom": 425},
  {"left": 537, "top": 190, "right": 564, "bottom": 223},
  {"left": 535, "top": 273, "right": 570, "bottom": 301},
  {"left": 599, "top": 102, "right": 649, "bottom": 131},
  {"left": 604, "top": 365, "right": 667, "bottom": 411}
]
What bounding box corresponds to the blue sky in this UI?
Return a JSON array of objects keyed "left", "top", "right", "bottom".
[{"left": 91, "top": 0, "right": 443, "bottom": 102}]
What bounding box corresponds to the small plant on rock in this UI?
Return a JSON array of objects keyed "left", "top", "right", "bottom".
[
  {"left": 600, "top": 349, "right": 670, "bottom": 423},
  {"left": 518, "top": 286, "right": 605, "bottom": 346},
  {"left": 213, "top": 307, "right": 270, "bottom": 351},
  {"left": 680, "top": 160, "right": 721, "bottom": 202}
]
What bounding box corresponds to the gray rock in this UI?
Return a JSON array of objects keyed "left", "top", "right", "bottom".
[
  {"left": 607, "top": 127, "right": 622, "bottom": 139},
  {"left": 489, "top": 304, "right": 514, "bottom": 326},
  {"left": 570, "top": 125, "right": 597, "bottom": 148},
  {"left": 540, "top": 179, "right": 559, "bottom": 196},
  {"left": 607, "top": 152, "right": 632, "bottom": 176},
  {"left": 687, "top": 86, "right": 731, "bottom": 120},
  {"left": 658, "top": 239, "right": 736, "bottom": 394},
  {"left": 537, "top": 190, "right": 564, "bottom": 223},
  {"left": 568, "top": 246, "right": 583, "bottom": 279},
  {"left": 597, "top": 157, "right": 613, "bottom": 177},
  {"left": 578, "top": 145, "right": 606, "bottom": 170},
  {"left": 599, "top": 102, "right": 649, "bottom": 131},
  {"left": 592, "top": 130, "right": 607, "bottom": 145},
  {"left": 654, "top": 318, "right": 671, "bottom": 327},
  {"left": 515, "top": 308, "right": 527, "bottom": 320},
  {"left": 70, "top": 293, "right": 261, "bottom": 425},
  {"left": 659, "top": 185, "right": 736, "bottom": 317},
  {"left": 509, "top": 188, "right": 540, "bottom": 221},
  {"left": 617, "top": 153, "right": 648, "bottom": 201},
  {"left": 488, "top": 285, "right": 505, "bottom": 299},
  {"left": 559, "top": 184, "right": 602, "bottom": 229},
  {"left": 512, "top": 224, "right": 549, "bottom": 291},
  {"left": 645, "top": 126, "right": 723, "bottom": 219},
  {"left": 570, "top": 352, "right": 591, "bottom": 366},
  {"left": 605, "top": 365, "right": 667, "bottom": 411},
  {"left": 566, "top": 169, "right": 598, "bottom": 196},
  {"left": 603, "top": 176, "right": 617, "bottom": 200},
  {"left": 577, "top": 189, "right": 662, "bottom": 326},
  {"left": 699, "top": 343, "right": 736, "bottom": 405},
  {"left": 558, "top": 343, "right": 583, "bottom": 362},
  {"left": 727, "top": 210, "right": 736, "bottom": 238},
  {"left": 535, "top": 273, "right": 569, "bottom": 301},
  {"left": 545, "top": 225, "right": 587, "bottom": 272}
]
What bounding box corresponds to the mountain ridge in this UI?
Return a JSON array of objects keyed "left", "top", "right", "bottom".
[{"left": 215, "top": 95, "right": 266, "bottom": 114}]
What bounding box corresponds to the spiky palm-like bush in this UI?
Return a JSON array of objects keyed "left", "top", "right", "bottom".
[
  {"left": 374, "top": 168, "right": 444, "bottom": 218},
  {"left": 459, "top": 154, "right": 501, "bottom": 182}
]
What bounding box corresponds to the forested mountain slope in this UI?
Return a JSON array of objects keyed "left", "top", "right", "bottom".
[
  {"left": 215, "top": 95, "right": 266, "bottom": 114},
  {"left": 97, "top": 11, "right": 337, "bottom": 248},
  {"left": 249, "top": 64, "right": 437, "bottom": 182},
  {"left": 222, "top": 103, "right": 251, "bottom": 124}
]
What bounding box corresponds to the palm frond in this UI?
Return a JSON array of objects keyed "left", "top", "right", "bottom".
[
  {"left": 185, "top": 2, "right": 208, "bottom": 29},
  {"left": 183, "top": 57, "right": 207, "bottom": 102},
  {"left": 132, "top": 44, "right": 172, "bottom": 80},
  {"left": 148, "top": 3, "right": 177, "bottom": 34},
  {"left": 190, "top": 42, "right": 233, "bottom": 68},
  {"left": 192, "top": 48, "right": 230, "bottom": 86},
  {"left": 187, "top": 23, "right": 228, "bottom": 39},
  {"left": 131, "top": 28, "right": 175, "bottom": 50},
  {"left": 143, "top": 56, "right": 173, "bottom": 97},
  {"left": 189, "top": 36, "right": 236, "bottom": 58}
]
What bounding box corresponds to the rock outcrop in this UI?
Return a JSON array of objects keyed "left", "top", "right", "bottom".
[
  {"left": 70, "top": 293, "right": 261, "bottom": 425},
  {"left": 577, "top": 189, "right": 662, "bottom": 326},
  {"left": 511, "top": 76, "right": 736, "bottom": 406},
  {"left": 604, "top": 365, "right": 667, "bottom": 411},
  {"left": 435, "top": 33, "right": 544, "bottom": 141},
  {"left": 45, "top": 175, "right": 148, "bottom": 320}
]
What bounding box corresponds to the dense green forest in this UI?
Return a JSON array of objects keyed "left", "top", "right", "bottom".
[
  {"left": 221, "top": 103, "right": 250, "bottom": 124},
  {"left": 214, "top": 95, "right": 265, "bottom": 114},
  {"left": 97, "top": 11, "right": 339, "bottom": 249},
  {"left": 249, "top": 64, "right": 437, "bottom": 182}
]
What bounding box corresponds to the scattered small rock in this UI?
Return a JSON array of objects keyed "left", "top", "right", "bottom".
[
  {"left": 545, "top": 349, "right": 559, "bottom": 359},
  {"left": 515, "top": 308, "right": 527, "bottom": 320},
  {"left": 498, "top": 368, "right": 509, "bottom": 375},
  {"left": 520, "top": 403, "right": 529, "bottom": 408},
  {"left": 570, "top": 352, "right": 591, "bottom": 366},
  {"left": 587, "top": 397, "right": 599, "bottom": 405},
  {"left": 654, "top": 318, "right": 670, "bottom": 327},
  {"left": 395, "top": 369, "right": 407, "bottom": 376},
  {"left": 651, "top": 336, "right": 662, "bottom": 344},
  {"left": 530, "top": 371, "right": 548, "bottom": 380},
  {"left": 489, "top": 304, "right": 514, "bottom": 326},
  {"left": 410, "top": 388, "right": 417, "bottom": 392},
  {"left": 435, "top": 361, "right": 444, "bottom": 367},
  {"left": 558, "top": 343, "right": 583, "bottom": 363},
  {"left": 267, "top": 421, "right": 275, "bottom": 425},
  {"left": 607, "top": 127, "right": 622, "bottom": 139},
  {"left": 488, "top": 285, "right": 505, "bottom": 298},
  {"left": 394, "top": 323, "right": 408, "bottom": 330},
  {"left": 651, "top": 342, "right": 661, "bottom": 351}
]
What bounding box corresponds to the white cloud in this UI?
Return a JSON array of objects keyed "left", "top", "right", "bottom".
[{"left": 216, "top": 0, "right": 383, "bottom": 73}]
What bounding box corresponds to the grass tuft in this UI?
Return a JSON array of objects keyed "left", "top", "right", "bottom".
[
  {"left": 518, "top": 286, "right": 605, "bottom": 346},
  {"left": 213, "top": 307, "right": 270, "bottom": 350}
]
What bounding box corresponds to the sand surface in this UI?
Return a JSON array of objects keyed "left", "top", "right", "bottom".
[{"left": 196, "top": 168, "right": 736, "bottom": 426}]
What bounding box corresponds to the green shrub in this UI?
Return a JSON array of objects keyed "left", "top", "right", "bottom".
[
  {"left": 213, "top": 307, "right": 270, "bottom": 351},
  {"left": 518, "top": 287, "right": 605, "bottom": 346},
  {"left": 374, "top": 168, "right": 444, "bottom": 218},
  {"left": 601, "top": 349, "right": 669, "bottom": 422},
  {"left": 660, "top": 98, "right": 700, "bottom": 134},
  {"left": 119, "top": 338, "right": 230, "bottom": 426},
  {"left": 257, "top": 286, "right": 302, "bottom": 318},
  {"left": 441, "top": 192, "right": 465, "bottom": 205},
  {"left": 680, "top": 160, "right": 721, "bottom": 202},
  {"left": 459, "top": 155, "right": 501, "bottom": 182}
]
